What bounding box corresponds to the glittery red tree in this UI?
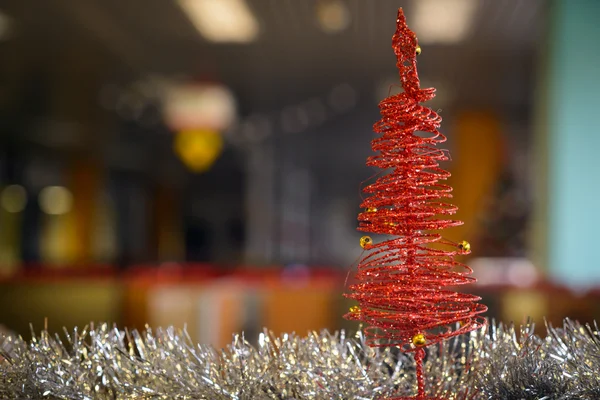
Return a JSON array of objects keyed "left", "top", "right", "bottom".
[{"left": 345, "top": 9, "right": 487, "bottom": 400}]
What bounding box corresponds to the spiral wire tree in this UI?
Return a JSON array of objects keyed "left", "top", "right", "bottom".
[{"left": 345, "top": 9, "right": 487, "bottom": 400}]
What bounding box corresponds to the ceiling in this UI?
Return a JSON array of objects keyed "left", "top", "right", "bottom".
[
  {"left": 3, "top": 0, "right": 546, "bottom": 103},
  {"left": 0, "top": 0, "right": 546, "bottom": 181}
]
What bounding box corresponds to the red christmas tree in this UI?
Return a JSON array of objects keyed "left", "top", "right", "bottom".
[{"left": 345, "top": 9, "right": 487, "bottom": 400}]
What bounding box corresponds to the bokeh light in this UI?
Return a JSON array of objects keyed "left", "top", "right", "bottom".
[
  {"left": 0, "top": 185, "right": 27, "bottom": 213},
  {"left": 39, "top": 186, "right": 73, "bottom": 216}
]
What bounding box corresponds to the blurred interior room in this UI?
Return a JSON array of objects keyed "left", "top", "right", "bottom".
[{"left": 1, "top": 0, "right": 599, "bottom": 348}]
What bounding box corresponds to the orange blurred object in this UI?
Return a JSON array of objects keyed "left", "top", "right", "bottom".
[{"left": 174, "top": 129, "right": 224, "bottom": 172}]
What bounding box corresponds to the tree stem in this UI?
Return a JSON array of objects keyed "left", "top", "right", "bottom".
[{"left": 415, "top": 347, "right": 426, "bottom": 399}]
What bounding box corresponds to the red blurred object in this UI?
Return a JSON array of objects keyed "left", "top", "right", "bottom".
[
  {"left": 0, "top": 264, "right": 116, "bottom": 283},
  {"left": 344, "top": 9, "right": 486, "bottom": 399}
]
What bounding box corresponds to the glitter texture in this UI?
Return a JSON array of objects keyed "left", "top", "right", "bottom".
[
  {"left": 344, "top": 9, "right": 486, "bottom": 399},
  {"left": 1, "top": 320, "right": 599, "bottom": 399},
  {"left": 344, "top": 8, "right": 486, "bottom": 351}
]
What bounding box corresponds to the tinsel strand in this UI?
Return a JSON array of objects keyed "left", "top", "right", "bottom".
[{"left": 1, "top": 319, "right": 599, "bottom": 399}]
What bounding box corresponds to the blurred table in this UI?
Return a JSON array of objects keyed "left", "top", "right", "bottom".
[{"left": 1, "top": 264, "right": 599, "bottom": 344}]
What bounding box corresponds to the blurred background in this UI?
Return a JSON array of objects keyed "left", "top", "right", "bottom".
[{"left": 1, "top": 0, "right": 599, "bottom": 347}]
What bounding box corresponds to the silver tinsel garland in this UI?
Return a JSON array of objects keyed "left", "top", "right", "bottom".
[{"left": 1, "top": 319, "right": 599, "bottom": 399}]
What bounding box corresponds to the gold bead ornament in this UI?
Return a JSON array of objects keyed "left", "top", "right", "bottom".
[
  {"left": 412, "top": 333, "right": 426, "bottom": 347},
  {"left": 360, "top": 236, "right": 373, "bottom": 249},
  {"left": 458, "top": 240, "right": 471, "bottom": 253}
]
